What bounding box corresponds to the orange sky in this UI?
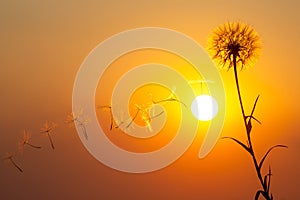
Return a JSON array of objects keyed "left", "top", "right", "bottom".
[{"left": 0, "top": 0, "right": 299, "bottom": 199}]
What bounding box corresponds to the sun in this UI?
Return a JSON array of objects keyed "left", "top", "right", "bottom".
[{"left": 191, "top": 95, "right": 218, "bottom": 121}]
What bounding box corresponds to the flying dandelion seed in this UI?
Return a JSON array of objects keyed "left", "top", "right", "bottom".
[
  {"left": 98, "top": 101, "right": 164, "bottom": 131},
  {"left": 126, "top": 104, "right": 149, "bottom": 130},
  {"left": 98, "top": 105, "right": 125, "bottom": 130},
  {"left": 207, "top": 22, "right": 261, "bottom": 70},
  {"left": 40, "top": 121, "right": 57, "bottom": 150},
  {"left": 2, "top": 152, "right": 23, "bottom": 173},
  {"left": 18, "top": 130, "right": 42, "bottom": 153},
  {"left": 126, "top": 103, "right": 164, "bottom": 130},
  {"left": 126, "top": 104, "right": 142, "bottom": 129},
  {"left": 151, "top": 87, "right": 187, "bottom": 108},
  {"left": 65, "top": 110, "right": 89, "bottom": 140},
  {"left": 140, "top": 108, "right": 164, "bottom": 132}
]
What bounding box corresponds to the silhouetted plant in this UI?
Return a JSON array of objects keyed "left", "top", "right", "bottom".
[
  {"left": 208, "top": 22, "right": 287, "bottom": 200},
  {"left": 40, "top": 121, "right": 57, "bottom": 150}
]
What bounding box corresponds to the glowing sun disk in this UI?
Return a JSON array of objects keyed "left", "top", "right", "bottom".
[{"left": 191, "top": 95, "right": 218, "bottom": 121}]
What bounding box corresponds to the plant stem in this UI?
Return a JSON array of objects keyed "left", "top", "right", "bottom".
[
  {"left": 233, "top": 56, "right": 247, "bottom": 128},
  {"left": 233, "top": 56, "right": 270, "bottom": 200}
]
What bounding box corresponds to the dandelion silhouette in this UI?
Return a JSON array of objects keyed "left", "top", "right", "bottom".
[
  {"left": 65, "top": 110, "right": 89, "bottom": 140},
  {"left": 208, "top": 22, "right": 260, "bottom": 70},
  {"left": 208, "top": 22, "right": 287, "bottom": 200},
  {"left": 18, "top": 130, "right": 42, "bottom": 152},
  {"left": 2, "top": 152, "right": 23, "bottom": 173},
  {"left": 40, "top": 121, "right": 57, "bottom": 150}
]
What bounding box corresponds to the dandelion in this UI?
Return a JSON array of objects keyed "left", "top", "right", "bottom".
[
  {"left": 41, "top": 121, "right": 57, "bottom": 150},
  {"left": 208, "top": 22, "right": 261, "bottom": 126},
  {"left": 65, "top": 109, "right": 89, "bottom": 140},
  {"left": 18, "top": 130, "right": 42, "bottom": 152},
  {"left": 207, "top": 22, "right": 261, "bottom": 70},
  {"left": 2, "top": 152, "right": 23, "bottom": 173},
  {"left": 208, "top": 22, "right": 287, "bottom": 200}
]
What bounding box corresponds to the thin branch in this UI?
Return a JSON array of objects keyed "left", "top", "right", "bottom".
[
  {"left": 258, "top": 145, "right": 288, "bottom": 170},
  {"left": 221, "top": 137, "right": 251, "bottom": 153}
]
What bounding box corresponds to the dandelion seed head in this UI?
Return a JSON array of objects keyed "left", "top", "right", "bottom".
[{"left": 207, "top": 22, "right": 261, "bottom": 70}]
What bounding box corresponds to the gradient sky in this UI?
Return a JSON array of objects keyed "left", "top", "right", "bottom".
[{"left": 0, "top": 0, "right": 299, "bottom": 199}]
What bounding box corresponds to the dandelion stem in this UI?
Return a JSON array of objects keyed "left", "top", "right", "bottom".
[
  {"left": 233, "top": 56, "right": 269, "bottom": 199},
  {"left": 233, "top": 56, "right": 247, "bottom": 128}
]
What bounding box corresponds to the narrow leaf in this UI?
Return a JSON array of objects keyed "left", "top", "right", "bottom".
[
  {"left": 267, "top": 166, "right": 272, "bottom": 193},
  {"left": 221, "top": 137, "right": 251, "bottom": 153},
  {"left": 255, "top": 190, "right": 264, "bottom": 200},
  {"left": 259, "top": 145, "right": 288, "bottom": 170},
  {"left": 252, "top": 116, "right": 261, "bottom": 124},
  {"left": 263, "top": 175, "right": 268, "bottom": 190},
  {"left": 250, "top": 95, "right": 260, "bottom": 117}
]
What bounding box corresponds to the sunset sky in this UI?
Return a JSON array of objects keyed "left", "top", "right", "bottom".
[{"left": 0, "top": 0, "right": 299, "bottom": 199}]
